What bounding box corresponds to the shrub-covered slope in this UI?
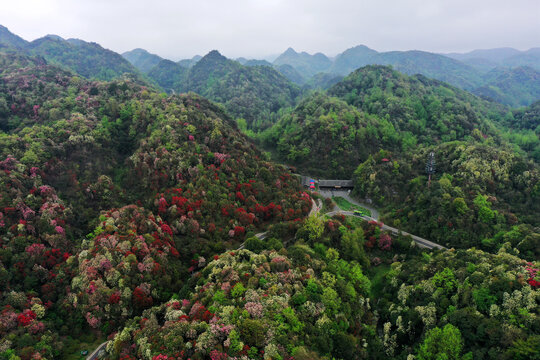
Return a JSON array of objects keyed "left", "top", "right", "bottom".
[
  {"left": 0, "top": 52, "right": 312, "bottom": 358},
  {"left": 25, "top": 36, "right": 140, "bottom": 81},
  {"left": 265, "top": 65, "right": 514, "bottom": 177},
  {"left": 144, "top": 50, "right": 301, "bottom": 130}
]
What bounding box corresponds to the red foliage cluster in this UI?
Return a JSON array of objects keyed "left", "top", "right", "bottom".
[
  {"left": 363, "top": 221, "right": 392, "bottom": 250},
  {"left": 109, "top": 292, "right": 121, "bottom": 304},
  {"left": 133, "top": 287, "right": 153, "bottom": 308},
  {"left": 189, "top": 303, "right": 214, "bottom": 322},
  {"left": 17, "top": 310, "right": 36, "bottom": 326},
  {"left": 233, "top": 226, "right": 245, "bottom": 237},
  {"left": 526, "top": 263, "right": 540, "bottom": 289}
]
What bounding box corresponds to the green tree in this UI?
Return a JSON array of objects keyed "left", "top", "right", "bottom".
[
  {"left": 417, "top": 324, "right": 464, "bottom": 360},
  {"left": 432, "top": 268, "right": 457, "bottom": 294},
  {"left": 452, "top": 197, "right": 468, "bottom": 215},
  {"left": 298, "top": 215, "right": 325, "bottom": 243}
]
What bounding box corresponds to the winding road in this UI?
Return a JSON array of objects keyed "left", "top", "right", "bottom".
[
  {"left": 319, "top": 188, "right": 446, "bottom": 250},
  {"left": 325, "top": 209, "right": 446, "bottom": 250},
  {"left": 250, "top": 195, "right": 445, "bottom": 250},
  {"left": 86, "top": 341, "right": 108, "bottom": 360},
  {"left": 90, "top": 184, "right": 445, "bottom": 357}
]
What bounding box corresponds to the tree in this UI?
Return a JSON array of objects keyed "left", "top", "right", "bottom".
[
  {"left": 298, "top": 215, "right": 325, "bottom": 243},
  {"left": 340, "top": 227, "right": 369, "bottom": 266},
  {"left": 506, "top": 335, "right": 540, "bottom": 360},
  {"left": 417, "top": 324, "right": 464, "bottom": 360},
  {"left": 432, "top": 268, "right": 457, "bottom": 294}
]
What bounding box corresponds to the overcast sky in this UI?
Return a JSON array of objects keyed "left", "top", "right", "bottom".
[{"left": 1, "top": 0, "right": 539, "bottom": 60}]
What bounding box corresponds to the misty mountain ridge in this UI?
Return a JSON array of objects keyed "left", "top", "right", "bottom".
[
  {"left": 1, "top": 24, "right": 538, "bottom": 107},
  {"left": 446, "top": 47, "right": 540, "bottom": 72},
  {"left": 122, "top": 48, "right": 163, "bottom": 73},
  {"left": 177, "top": 54, "right": 202, "bottom": 68}
]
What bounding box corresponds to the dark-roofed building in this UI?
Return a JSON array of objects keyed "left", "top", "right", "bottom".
[{"left": 318, "top": 180, "right": 354, "bottom": 189}]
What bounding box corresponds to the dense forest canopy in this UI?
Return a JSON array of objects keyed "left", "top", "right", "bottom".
[{"left": 0, "top": 23, "right": 538, "bottom": 360}]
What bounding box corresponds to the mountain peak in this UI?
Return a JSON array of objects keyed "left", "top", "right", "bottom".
[
  {"left": 201, "top": 50, "right": 227, "bottom": 62},
  {"left": 43, "top": 34, "right": 64, "bottom": 41},
  {"left": 284, "top": 47, "right": 297, "bottom": 55},
  {"left": 124, "top": 48, "right": 150, "bottom": 55}
]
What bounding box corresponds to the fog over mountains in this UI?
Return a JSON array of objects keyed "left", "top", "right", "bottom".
[{"left": 2, "top": 23, "right": 539, "bottom": 108}]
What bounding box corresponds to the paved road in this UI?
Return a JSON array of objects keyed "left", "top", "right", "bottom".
[
  {"left": 86, "top": 341, "right": 108, "bottom": 360},
  {"left": 317, "top": 189, "right": 380, "bottom": 220},
  {"left": 248, "top": 195, "right": 444, "bottom": 250},
  {"left": 325, "top": 210, "right": 446, "bottom": 250},
  {"left": 239, "top": 198, "right": 319, "bottom": 250}
]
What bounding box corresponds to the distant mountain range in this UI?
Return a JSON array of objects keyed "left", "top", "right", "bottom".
[
  {"left": 1, "top": 24, "right": 538, "bottom": 107},
  {"left": 265, "top": 45, "right": 540, "bottom": 107},
  {"left": 273, "top": 47, "right": 333, "bottom": 78},
  {"left": 445, "top": 47, "right": 540, "bottom": 73},
  {"left": 1, "top": 25, "right": 138, "bottom": 81}
]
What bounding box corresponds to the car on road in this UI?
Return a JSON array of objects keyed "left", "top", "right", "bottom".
[{"left": 353, "top": 209, "right": 370, "bottom": 217}]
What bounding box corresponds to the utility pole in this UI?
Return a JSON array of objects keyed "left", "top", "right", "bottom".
[{"left": 426, "top": 152, "right": 436, "bottom": 187}]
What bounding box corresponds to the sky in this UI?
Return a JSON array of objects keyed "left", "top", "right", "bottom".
[{"left": 1, "top": 0, "right": 539, "bottom": 60}]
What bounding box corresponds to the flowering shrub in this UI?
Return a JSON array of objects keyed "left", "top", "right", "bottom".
[
  {"left": 70, "top": 206, "right": 185, "bottom": 328},
  {"left": 109, "top": 249, "right": 374, "bottom": 359},
  {"left": 379, "top": 249, "right": 540, "bottom": 358}
]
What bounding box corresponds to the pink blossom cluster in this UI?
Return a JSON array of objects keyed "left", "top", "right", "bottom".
[
  {"left": 0, "top": 155, "right": 17, "bottom": 170},
  {"left": 100, "top": 259, "right": 112, "bottom": 271},
  {"left": 0, "top": 307, "right": 18, "bottom": 331},
  {"left": 210, "top": 350, "right": 228, "bottom": 360},
  {"left": 26, "top": 243, "right": 46, "bottom": 256},
  {"left": 39, "top": 185, "right": 55, "bottom": 197},
  {"left": 152, "top": 355, "right": 169, "bottom": 360},
  {"left": 85, "top": 312, "right": 100, "bottom": 328},
  {"left": 17, "top": 203, "right": 35, "bottom": 220},
  {"left": 137, "top": 262, "right": 152, "bottom": 273},
  {"left": 210, "top": 323, "right": 234, "bottom": 336},
  {"left": 213, "top": 152, "right": 230, "bottom": 164},
  {"left": 378, "top": 233, "right": 392, "bottom": 251},
  {"left": 28, "top": 320, "right": 45, "bottom": 334},
  {"left": 245, "top": 301, "right": 264, "bottom": 318},
  {"left": 189, "top": 302, "right": 204, "bottom": 317}
]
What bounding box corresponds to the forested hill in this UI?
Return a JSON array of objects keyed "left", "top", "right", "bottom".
[
  {"left": 0, "top": 24, "right": 300, "bottom": 131},
  {"left": 0, "top": 51, "right": 314, "bottom": 357},
  {"left": 263, "top": 64, "right": 539, "bottom": 258},
  {"left": 265, "top": 65, "right": 511, "bottom": 177},
  {"left": 272, "top": 45, "right": 540, "bottom": 106},
  {"left": 145, "top": 50, "right": 302, "bottom": 130},
  {"left": 0, "top": 31, "right": 538, "bottom": 360},
  {"left": 25, "top": 36, "right": 139, "bottom": 81},
  {"left": 332, "top": 48, "right": 484, "bottom": 91},
  {"left": 146, "top": 59, "right": 188, "bottom": 92},
  {"left": 121, "top": 48, "right": 163, "bottom": 73},
  {"left": 473, "top": 66, "right": 540, "bottom": 107},
  {"left": 273, "top": 47, "right": 333, "bottom": 78},
  {"left": 0, "top": 24, "right": 28, "bottom": 49},
  {"left": 0, "top": 25, "right": 140, "bottom": 81}
]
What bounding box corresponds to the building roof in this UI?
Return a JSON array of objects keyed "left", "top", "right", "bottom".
[{"left": 318, "top": 180, "right": 354, "bottom": 188}]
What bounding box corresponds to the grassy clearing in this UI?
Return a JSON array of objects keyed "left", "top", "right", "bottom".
[
  {"left": 63, "top": 335, "right": 105, "bottom": 360},
  {"left": 333, "top": 196, "right": 371, "bottom": 216},
  {"left": 368, "top": 264, "right": 391, "bottom": 299}
]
